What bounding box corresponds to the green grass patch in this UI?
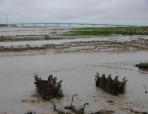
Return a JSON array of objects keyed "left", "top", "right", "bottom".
[
  {"left": 62, "top": 26, "right": 148, "bottom": 36},
  {"left": 74, "top": 26, "right": 148, "bottom": 31},
  {"left": 63, "top": 31, "right": 111, "bottom": 36}
]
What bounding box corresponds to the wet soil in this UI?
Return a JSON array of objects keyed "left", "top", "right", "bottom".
[{"left": 0, "top": 38, "right": 148, "bottom": 53}]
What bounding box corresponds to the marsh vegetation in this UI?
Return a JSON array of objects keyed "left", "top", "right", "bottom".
[
  {"left": 136, "top": 63, "right": 148, "bottom": 70},
  {"left": 62, "top": 27, "right": 148, "bottom": 36},
  {"left": 34, "top": 74, "right": 63, "bottom": 100},
  {"left": 95, "top": 73, "right": 127, "bottom": 95}
]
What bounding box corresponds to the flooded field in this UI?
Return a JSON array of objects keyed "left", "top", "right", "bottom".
[
  {"left": 0, "top": 27, "right": 148, "bottom": 114},
  {"left": 0, "top": 51, "right": 148, "bottom": 114}
]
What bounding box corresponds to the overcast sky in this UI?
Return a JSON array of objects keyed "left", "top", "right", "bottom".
[{"left": 0, "top": 0, "right": 148, "bottom": 25}]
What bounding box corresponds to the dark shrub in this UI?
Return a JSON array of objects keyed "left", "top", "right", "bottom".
[
  {"left": 34, "top": 74, "right": 63, "bottom": 100},
  {"left": 136, "top": 63, "right": 148, "bottom": 70},
  {"left": 95, "top": 73, "right": 127, "bottom": 95}
]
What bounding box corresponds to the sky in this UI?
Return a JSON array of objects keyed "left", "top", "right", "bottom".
[{"left": 0, "top": 0, "right": 148, "bottom": 25}]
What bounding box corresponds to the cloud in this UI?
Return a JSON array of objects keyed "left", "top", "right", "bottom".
[{"left": 0, "top": 0, "right": 148, "bottom": 25}]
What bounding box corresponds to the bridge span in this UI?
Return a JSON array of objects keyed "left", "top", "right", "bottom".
[{"left": 0, "top": 23, "right": 133, "bottom": 28}]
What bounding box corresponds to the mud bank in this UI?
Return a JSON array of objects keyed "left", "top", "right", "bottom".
[{"left": 0, "top": 38, "right": 148, "bottom": 53}]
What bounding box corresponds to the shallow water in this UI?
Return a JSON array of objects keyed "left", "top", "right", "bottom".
[
  {"left": 0, "top": 27, "right": 64, "bottom": 36},
  {"left": 0, "top": 51, "right": 148, "bottom": 114}
]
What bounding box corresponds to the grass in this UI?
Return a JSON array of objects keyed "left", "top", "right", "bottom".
[
  {"left": 75, "top": 26, "right": 148, "bottom": 31},
  {"left": 63, "top": 31, "right": 111, "bottom": 36},
  {"left": 62, "top": 26, "right": 148, "bottom": 36}
]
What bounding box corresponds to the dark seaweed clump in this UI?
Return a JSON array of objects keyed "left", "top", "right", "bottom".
[
  {"left": 136, "top": 63, "right": 148, "bottom": 70},
  {"left": 95, "top": 73, "right": 127, "bottom": 95},
  {"left": 34, "top": 74, "right": 63, "bottom": 100}
]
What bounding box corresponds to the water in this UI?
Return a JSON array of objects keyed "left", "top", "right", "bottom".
[
  {"left": 0, "top": 27, "right": 67, "bottom": 36},
  {"left": 0, "top": 51, "right": 148, "bottom": 113}
]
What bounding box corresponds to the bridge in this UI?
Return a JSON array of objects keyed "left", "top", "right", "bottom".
[{"left": 0, "top": 23, "right": 134, "bottom": 28}]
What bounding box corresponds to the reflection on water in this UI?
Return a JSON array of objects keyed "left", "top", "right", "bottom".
[{"left": 0, "top": 51, "right": 148, "bottom": 113}]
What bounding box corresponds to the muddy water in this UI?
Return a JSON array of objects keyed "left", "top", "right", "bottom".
[{"left": 0, "top": 51, "right": 148, "bottom": 114}]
